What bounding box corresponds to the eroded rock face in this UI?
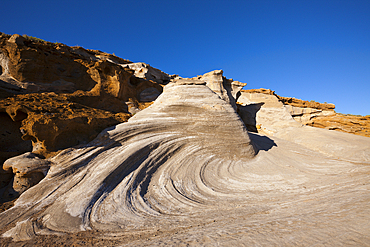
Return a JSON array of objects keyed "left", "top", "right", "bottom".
[
  {"left": 238, "top": 90, "right": 301, "bottom": 135},
  {"left": 121, "top": 62, "right": 171, "bottom": 85},
  {"left": 1, "top": 152, "right": 51, "bottom": 202},
  {"left": 1, "top": 79, "right": 370, "bottom": 246},
  {"left": 0, "top": 33, "right": 166, "bottom": 155},
  {"left": 193, "top": 70, "right": 246, "bottom": 110},
  {"left": 241, "top": 88, "right": 370, "bottom": 138},
  {"left": 0, "top": 33, "right": 165, "bottom": 207},
  {"left": 0, "top": 78, "right": 256, "bottom": 241}
]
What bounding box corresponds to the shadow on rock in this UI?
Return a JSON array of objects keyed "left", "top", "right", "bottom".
[
  {"left": 238, "top": 103, "right": 264, "bottom": 132},
  {"left": 248, "top": 132, "right": 277, "bottom": 153}
]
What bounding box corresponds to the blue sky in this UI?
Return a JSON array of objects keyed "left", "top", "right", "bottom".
[{"left": 1, "top": 0, "right": 369, "bottom": 115}]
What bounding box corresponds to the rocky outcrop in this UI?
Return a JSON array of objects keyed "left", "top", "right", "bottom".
[
  {"left": 0, "top": 78, "right": 256, "bottom": 241},
  {"left": 237, "top": 90, "right": 301, "bottom": 135},
  {"left": 192, "top": 70, "right": 246, "bottom": 110},
  {"left": 121, "top": 62, "right": 171, "bottom": 85},
  {"left": 1, "top": 152, "right": 51, "bottom": 202},
  {"left": 1, "top": 33, "right": 370, "bottom": 246},
  {"left": 0, "top": 33, "right": 248, "bottom": 210},
  {"left": 0, "top": 33, "right": 165, "bottom": 205},
  {"left": 1, "top": 77, "right": 370, "bottom": 246},
  {"left": 241, "top": 88, "right": 369, "bottom": 138},
  {"left": 306, "top": 114, "right": 370, "bottom": 137}
]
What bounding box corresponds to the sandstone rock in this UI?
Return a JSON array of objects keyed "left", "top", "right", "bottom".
[
  {"left": 241, "top": 88, "right": 370, "bottom": 138},
  {"left": 1, "top": 79, "right": 370, "bottom": 246},
  {"left": 1, "top": 152, "right": 50, "bottom": 203},
  {"left": 238, "top": 90, "right": 301, "bottom": 135},
  {"left": 284, "top": 105, "right": 335, "bottom": 124},
  {"left": 0, "top": 34, "right": 164, "bottom": 158},
  {"left": 238, "top": 90, "right": 370, "bottom": 162},
  {"left": 0, "top": 34, "right": 166, "bottom": 207},
  {"left": 195, "top": 70, "right": 246, "bottom": 110},
  {"left": 121, "top": 62, "right": 171, "bottom": 84},
  {"left": 306, "top": 114, "right": 370, "bottom": 137},
  {"left": 138, "top": 87, "right": 161, "bottom": 102},
  {"left": 7, "top": 34, "right": 26, "bottom": 46}
]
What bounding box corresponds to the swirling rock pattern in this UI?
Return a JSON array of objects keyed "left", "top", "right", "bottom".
[{"left": 1, "top": 79, "right": 370, "bottom": 246}]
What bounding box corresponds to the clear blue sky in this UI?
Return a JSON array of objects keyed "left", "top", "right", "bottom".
[{"left": 1, "top": 0, "right": 369, "bottom": 115}]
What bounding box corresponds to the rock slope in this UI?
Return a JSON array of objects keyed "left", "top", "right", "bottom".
[
  {"left": 0, "top": 33, "right": 370, "bottom": 246},
  {"left": 0, "top": 33, "right": 166, "bottom": 206},
  {"left": 241, "top": 88, "right": 370, "bottom": 137}
]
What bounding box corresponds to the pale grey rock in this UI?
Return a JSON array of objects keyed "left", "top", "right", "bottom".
[
  {"left": 138, "top": 87, "right": 161, "bottom": 102},
  {"left": 3, "top": 152, "right": 50, "bottom": 176},
  {"left": 1, "top": 152, "right": 51, "bottom": 201},
  {"left": 284, "top": 105, "right": 335, "bottom": 124},
  {"left": 0, "top": 51, "right": 9, "bottom": 76},
  {"left": 1, "top": 80, "right": 370, "bottom": 246},
  {"left": 196, "top": 70, "right": 246, "bottom": 110},
  {"left": 238, "top": 90, "right": 370, "bottom": 163},
  {"left": 238, "top": 91, "right": 301, "bottom": 135},
  {"left": 122, "top": 62, "right": 171, "bottom": 84}
]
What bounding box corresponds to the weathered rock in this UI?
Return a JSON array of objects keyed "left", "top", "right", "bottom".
[
  {"left": 0, "top": 34, "right": 165, "bottom": 158},
  {"left": 0, "top": 78, "right": 256, "bottom": 240},
  {"left": 1, "top": 152, "right": 51, "bottom": 202},
  {"left": 241, "top": 88, "right": 370, "bottom": 138},
  {"left": 1, "top": 79, "right": 370, "bottom": 246},
  {"left": 7, "top": 34, "right": 26, "bottom": 46},
  {"left": 0, "top": 34, "right": 167, "bottom": 208},
  {"left": 193, "top": 70, "right": 246, "bottom": 110},
  {"left": 284, "top": 105, "right": 336, "bottom": 124},
  {"left": 238, "top": 90, "right": 301, "bottom": 135},
  {"left": 306, "top": 114, "right": 370, "bottom": 137},
  {"left": 138, "top": 87, "right": 161, "bottom": 102},
  {"left": 238, "top": 89, "right": 370, "bottom": 162},
  {"left": 121, "top": 62, "right": 171, "bottom": 84},
  {"left": 243, "top": 89, "right": 336, "bottom": 111}
]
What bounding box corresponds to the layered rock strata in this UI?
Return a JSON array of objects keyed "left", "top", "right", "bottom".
[
  {"left": 241, "top": 88, "right": 370, "bottom": 137},
  {"left": 1, "top": 79, "right": 370, "bottom": 246},
  {"left": 0, "top": 78, "right": 256, "bottom": 240},
  {"left": 0, "top": 33, "right": 164, "bottom": 205}
]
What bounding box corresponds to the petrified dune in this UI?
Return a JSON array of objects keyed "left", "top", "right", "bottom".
[
  {"left": 1, "top": 33, "right": 370, "bottom": 246},
  {"left": 1, "top": 77, "right": 370, "bottom": 246}
]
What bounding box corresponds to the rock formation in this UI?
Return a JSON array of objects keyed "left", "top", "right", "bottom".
[
  {"left": 0, "top": 33, "right": 370, "bottom": 246},
  {"left": 0, "top": 33, "right": 164, "bottom": 205},
  {"left": 241, "top": 88, "right": 370, "bottom": 137}
]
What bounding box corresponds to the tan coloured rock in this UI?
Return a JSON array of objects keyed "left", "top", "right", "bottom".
[
  {"left": 242, "top": 88, "right": 370, "bottom": 138},
  {"left": 0, "top": 34, "right": 165, "bottom": 158},
  {"left": 7, "top": 34, "right": 26, "bottom": 46},
  {"left": 0, "top": 79, "right": 370, "bottom": 246},
  {"left": 306, "top": 114, "right": 370, "bottom": 137},
  {"left": 1, "top": 152, "right": 51, "bottom": 201},
  {"left": 194, "top": 70, "right": 246, "bottom": 109},
  {"left": 121, "top": 62, "right": 171, "bottom": 84},
  {"left": 238, "top": 90, "right": 301, "bottom": 135},
  {"left": 284, "top": 104, "right": 335, "bottom": 124},
  {"left": 0, "top": 33, "right": 166, "bottom": 209}
]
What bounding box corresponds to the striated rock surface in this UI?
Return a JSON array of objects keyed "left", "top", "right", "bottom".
[
  {"left": 0, "top": 33, "right": 370, "bottom": 246},
  {"left": 0, "top": 78, "right": 369, "bottom": 246},
  {"left": 0, "top": 79, "right": 256, "bottom": 240},
  {"left": 306, "top": 114, "right": 370, "bottom": 137},
  {"left": 241, "top": 88, "right": 370, "bottom": 137},
  {"left": 192, "top": 70, "right": 246, "bottom": 110},
  {"left": 0, "top": 33, "right": 164, "bottom": 205}
]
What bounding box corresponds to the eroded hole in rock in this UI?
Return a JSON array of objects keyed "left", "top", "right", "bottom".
[
  {"left": 0, "top": 64, "right": 3, "bottom": 75},
  {"left": 0, "top": 112, "right": 32, "bottom": 193}
]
